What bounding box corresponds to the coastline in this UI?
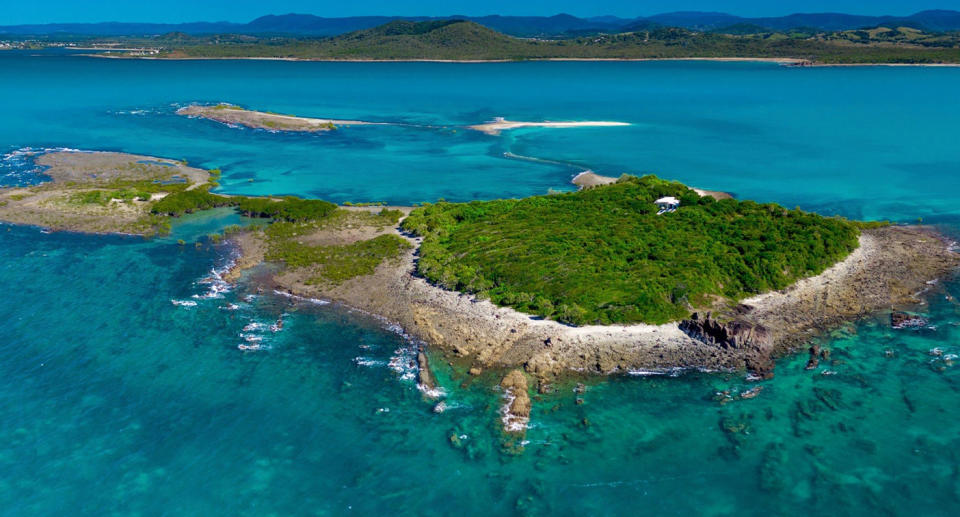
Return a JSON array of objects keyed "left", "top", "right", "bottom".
[{"left": 83, "top": 54, "right": 960, "bottom": 67}]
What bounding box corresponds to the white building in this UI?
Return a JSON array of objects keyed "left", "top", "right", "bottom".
[{"left": 654, "top": 196, "right": 680, "bottom": 214}]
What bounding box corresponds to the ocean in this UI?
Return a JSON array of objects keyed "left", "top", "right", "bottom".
[{"left": 1, "top": 49, "right": 959, "bottom": 516}]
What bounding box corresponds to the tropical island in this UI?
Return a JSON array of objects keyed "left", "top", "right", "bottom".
[
  {"left": 2, "top": 149, "right": 958, "bottom": 433},
  {"left": 72, "top": 19, "right": 960, "bottom": 65},
  {"left": 3, "top": 151, "right": 956, "bottom": 379},
  {"left": 220, "top": 174, "right": 957, "bottom": 386}
]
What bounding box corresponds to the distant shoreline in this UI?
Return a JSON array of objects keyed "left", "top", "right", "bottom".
[{"left": 81, "top": 54, "right": 960, "bottom": 67}]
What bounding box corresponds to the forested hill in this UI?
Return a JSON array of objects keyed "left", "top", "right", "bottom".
[
  {"left": 401, "top": 175, "right": 871, "bottom": 325},
  {"left": 125, "top": 20, "right": 960, "bottom": 64}
]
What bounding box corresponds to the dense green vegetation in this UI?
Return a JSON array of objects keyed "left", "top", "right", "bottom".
[
  {"left": 235, "top": 196, "right": 337, "bottom": 221},
  {"left": 151, "top": 189, "right": 337, "bottom": 221},
  {"left": 402, "top": 175, "right": 862, "bottom": 325},
  {"left": 99, "top": 20, "right": 960, "bottom": 64},
  {"left": 150, "top": 188, "right": 232, "bottom": 216}
]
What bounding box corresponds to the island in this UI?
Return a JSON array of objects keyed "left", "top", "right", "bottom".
[
  {"left": 4, "top": 150, "right": 957, "bottom": 436},
  {"left": 6, "top": 153, "right": 953, "bottom": 383},
  {"left": 177, "top": 103, "right": 382, "bottom": 132}
]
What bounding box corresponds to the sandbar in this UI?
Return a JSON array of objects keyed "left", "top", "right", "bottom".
[{"left": 468, "top": 117, "right": 630, "bottom": 135}]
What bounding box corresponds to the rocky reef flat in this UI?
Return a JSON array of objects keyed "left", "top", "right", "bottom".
[
  {"left": 0, "top": 150, "right": 210, "bottom": 235},
  {"left": 177, "top": 104, "right": 380, "bottom": 132}
]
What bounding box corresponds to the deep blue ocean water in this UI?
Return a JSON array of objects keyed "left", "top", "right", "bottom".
[{"left": 2, "top": 50, "right": 960, "bottom": 515}]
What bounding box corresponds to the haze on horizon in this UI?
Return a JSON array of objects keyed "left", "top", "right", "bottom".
[{"left": 5, "top": 0, "right": 959, "bottom": 25}]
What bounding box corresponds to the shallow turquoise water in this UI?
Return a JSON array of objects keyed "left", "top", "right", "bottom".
[{"left": 2, "top": 50, "right": 960, "bottom": 516}]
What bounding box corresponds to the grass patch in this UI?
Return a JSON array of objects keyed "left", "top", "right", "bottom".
[{"left": 266, "top": 234, "right": 411, "bottom": 285}]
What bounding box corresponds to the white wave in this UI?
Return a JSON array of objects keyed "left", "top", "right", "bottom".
[
  {"left": 627, "top": 368, "right": 683, "bottom": 377},
  {"left": 418, "top": 384, "right": 446, "bottom": 399},
  {"left": 354, "top": 357, "right": 387, "bottom": 367},
  {"left": 499, "top": 391, "right": 530, "bottom": 433},
  {"left": 171, "top": 299, "right": 198, "bottom": 307},
  {"left": 271, "top": 289, "right": 330, "bottom": 305},
  {"left": 387, "top": 343, "right": 419, "bottom": 382}
]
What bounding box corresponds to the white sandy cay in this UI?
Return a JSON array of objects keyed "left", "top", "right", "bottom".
[{"left": 468, "top": 117, "right": 630, "bottom": 135}]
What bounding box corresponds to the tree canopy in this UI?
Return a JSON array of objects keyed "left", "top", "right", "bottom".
[{"left": 402, "top": 175, "right": 862, "bottom": 325}]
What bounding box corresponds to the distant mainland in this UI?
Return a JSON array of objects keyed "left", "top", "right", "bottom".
[{"left": 17, "top": 17, "right": 960, "bottom": 65}]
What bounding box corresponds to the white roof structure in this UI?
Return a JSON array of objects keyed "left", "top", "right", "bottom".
[{"left": 654, "top": 196, "right": 680, "bottom": 205}]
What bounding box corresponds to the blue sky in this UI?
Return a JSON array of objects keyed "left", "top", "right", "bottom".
[{"left": 5, "top": 1, "right": 959, "bottom": 24}]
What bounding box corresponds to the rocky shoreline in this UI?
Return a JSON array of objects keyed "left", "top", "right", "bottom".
[{"left": 227, "top": 212, "right": 960, "bottom": 383}]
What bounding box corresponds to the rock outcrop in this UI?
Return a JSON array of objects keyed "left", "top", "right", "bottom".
[
  {"left": 500, "top": 370, "right": 531, "bottom": 434},
  {"left": 679, "top": 311, "right": 772, "bottom": 349},
  {"left": 417, "top": 351, "right": 437, "bottom": 391},
  {"left": 891, "top": 311, "right": 929, "bottom": 329}
]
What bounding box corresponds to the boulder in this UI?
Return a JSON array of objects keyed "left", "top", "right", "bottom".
[
  {"left": 417, "top": 351, "right": 436, "bottom": 390},
  {"left": 891, "top": 311, "right": 928, "bottom": 329}
]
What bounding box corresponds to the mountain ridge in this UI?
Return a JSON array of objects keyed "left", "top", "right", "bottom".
[{"left": 3, "top": 10, "right": 960, "bottom": 37}]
